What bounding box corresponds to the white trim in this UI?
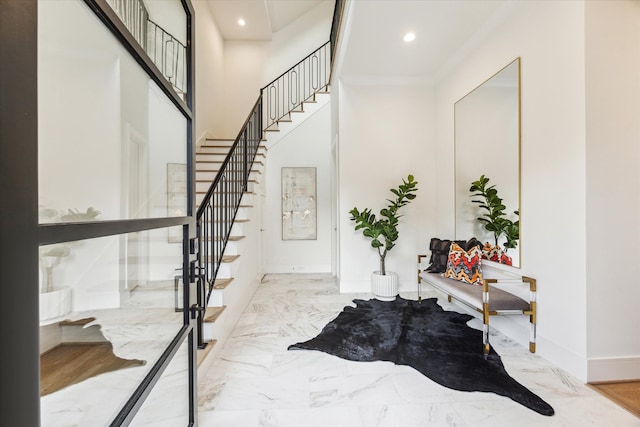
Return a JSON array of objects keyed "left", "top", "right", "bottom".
[
  {"left": 196, "top": 130, "right": 215, "bottom": 152},
  {"left": 263, "top": 264, "right": 332, "bottom": 274},
  {"left": 587, "top": 356, "right": 640, "bottom": 382}
]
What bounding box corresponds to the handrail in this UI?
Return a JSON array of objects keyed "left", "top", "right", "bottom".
[
  {"left": 261, "top": 41, "right": 331, "bottom": 130},
  {"left": 261, "top": 42, "right": 330, "bottom": 92},
  {"left": 196, "top": 96, "right": 262, "bottom": 218},
  {"left": 329, "top": 0, "right": 344, "bottom": 77}
]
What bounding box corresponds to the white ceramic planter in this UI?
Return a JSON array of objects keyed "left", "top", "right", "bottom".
[{"left": 371, "top": 271, "right": 398, "bottom": 301}]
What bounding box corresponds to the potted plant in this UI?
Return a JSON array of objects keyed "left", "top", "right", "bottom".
[
  {"left": 349, "top": 175, "right": 418, "bottom": 299},
  {"left": 469, "top": 175, "right": 519, "bottom": 263}
]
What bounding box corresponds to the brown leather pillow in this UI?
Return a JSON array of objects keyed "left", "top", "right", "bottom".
[{"left": 426, "top": 237, "right": 481, "bottom": 273}]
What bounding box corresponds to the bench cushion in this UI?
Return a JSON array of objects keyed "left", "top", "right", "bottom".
[{"left": 421, "top": 272, "right": 530, "bottom": 312}]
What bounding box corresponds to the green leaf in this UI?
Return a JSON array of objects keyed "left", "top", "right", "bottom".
[{"left": 348, "top": 174, "right": 419, "bottom": 262}]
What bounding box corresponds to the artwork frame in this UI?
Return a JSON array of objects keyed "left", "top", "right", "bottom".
[{"left": 281, "top": 167, "right": 317, "bottom": 240}]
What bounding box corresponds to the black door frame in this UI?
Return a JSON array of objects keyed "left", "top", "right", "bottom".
[{"left": 0, "top": 0, "right": 198, "bottom": 424}]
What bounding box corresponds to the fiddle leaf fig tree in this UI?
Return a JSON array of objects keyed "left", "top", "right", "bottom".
[
  {"left": 349, "top": 175, "right": 418, "bottom": 275},
  {"left": 469, "top": 175, "right": 519, "bottom": 251}
]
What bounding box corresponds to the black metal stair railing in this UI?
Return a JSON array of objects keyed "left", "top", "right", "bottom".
[
  {"left": 106, "top": 0, "right": 149, "bottom": 49},
  {"left": 330, "top": 0, "right": 343, "bottom": 68},
  {"left": 261, "top": 41, "right": 331, "bottom": 131},
  {"left": 146, "top": 19, "right": 187, "bottom": 95},
  {"left": 195, "top": 97, "right": 263, "bottom": 346},
  {"left": 106, "top": 0, "right": 187, "bottom": 96}
]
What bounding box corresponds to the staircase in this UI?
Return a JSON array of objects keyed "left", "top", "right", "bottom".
[
  {"left": 195, "top": 139, "right": 266, "bottom": 344},
  {"left": 195, "top": 0, "right": 344, "bottom": 362},
  {"left": 195, "top": 93, "right": 331, "bottom": 358}
]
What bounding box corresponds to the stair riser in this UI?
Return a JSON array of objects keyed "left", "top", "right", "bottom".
[
  {"left": 196, "top": 181, "right": 255, "bottom": 193},
  {"left": 196, "top": 192, "right": 255, "bottom": 207},
  {"left": 199, "top": 223, "right": 246, "bottom": 243},
  {"left": 196, "top": 170, "right": 261, "bottom": 182},
  {"left": 196, "top": 153, "right": 227, "bottom": 162},
  {"left": 204, "top": 240, "right": 239, "bottom": 256}
]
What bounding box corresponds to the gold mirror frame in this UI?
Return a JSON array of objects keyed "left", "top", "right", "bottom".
[{"left": 454, "top": 58, "right": 521, "bottom": 268}]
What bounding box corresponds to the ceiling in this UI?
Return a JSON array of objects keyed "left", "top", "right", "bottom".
[
  {"left": 204, "top": 0, "right": 512, "bottom": 82},
  {"left": 339, "top": 0, "right": 508, "bottom": 83},
  {"left": 205, "top": 0, "right": 329, "bottom": 41}
]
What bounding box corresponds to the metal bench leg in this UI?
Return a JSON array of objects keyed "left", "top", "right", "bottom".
[
  {"left": 482, "top": 281, "right": 490, "bottom": 354},
  {"left": 525, "top": 276, "right": 537, "bottom": 353}
]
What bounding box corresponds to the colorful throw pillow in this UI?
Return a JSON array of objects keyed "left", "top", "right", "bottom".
[
  {"left": 444, "top": 242, "right": 484, "bottom": 286},
  {"left": 481, "top": 243, "right": 513, "bottom": 266},
  {"left": 426, "top": 238, "right": 482, "bottom": 273}
]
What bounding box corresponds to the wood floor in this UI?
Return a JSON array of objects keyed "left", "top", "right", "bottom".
[
  {"left": 40, "top": 343, "right": 146, "bottom": 396},
  {"left": 590, "top": 381, "right": 640, "bottom": 418}
]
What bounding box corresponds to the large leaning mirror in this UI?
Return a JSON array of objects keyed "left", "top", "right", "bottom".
[{"left": 454, "top": 58, "right": 521, "bottom": 268}]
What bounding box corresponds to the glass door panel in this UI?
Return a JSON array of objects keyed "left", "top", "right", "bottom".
[
  {"left": 39, "top": 227, "right": 186, "bottom": 426},
  {"left": 129, "top": 336, "right": 191, "bottom": 426},
  {"left": 105, "top": 0, "right": 188, "bottom": 99},
  {"left": 38, "top": 0, "right": 187, "bottom": 224}
]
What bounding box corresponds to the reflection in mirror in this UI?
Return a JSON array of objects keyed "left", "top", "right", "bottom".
[{"left": 455, "top": 58, "right": 520, "bottom": 267}]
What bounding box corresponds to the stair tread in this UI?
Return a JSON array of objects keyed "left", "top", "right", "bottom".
[
  {"left": 197, "top": 339, "right": 216, "bottom": 367},
  {"left": 205, "top": 255, "right": 240, "bottom": 263},
  {"left": 203, "top": 306, "right": 226, "bottom": 323},
  {"left": 208, "top": 235, "right": 245, "bottom": 242},
  {"left": 196, "top": 161, "right": 264, "bottom": 167},
  {"left": 59, "top": 317, "right": 96, "bottom": 327},
  {"left": 196, "top": 178, "right": 258, "bottom": 183},
  {"left": 213, "top": 277, "right": 234, "bottom": 290},
  {"left": 197, "top": 218, "right": 250, "bottom": 223},
  {"left": 196, "top": 191, "right": 256, "bottom": 195},
  {"left": 196, "top": 172, "right": 262, "bottom": 175},
  {"left": 201, "top": 255, "right": 240, "bottom": 264}
]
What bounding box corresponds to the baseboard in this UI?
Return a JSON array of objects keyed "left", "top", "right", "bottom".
[
  {"left": 587, "top": 356, "right": 640, "bottom": 382},
  {"left": 263, "top": 264, "right": 332, "bottom": 274}
]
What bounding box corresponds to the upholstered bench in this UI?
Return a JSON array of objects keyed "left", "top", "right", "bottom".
[{"left": 417, "top": 257, "right": 537, "bottom": 355}]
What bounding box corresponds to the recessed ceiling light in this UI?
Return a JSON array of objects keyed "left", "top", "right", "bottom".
[
  {"left": 238, "top": 18, "right": 246, "bottom": 26},
  {"left": 403, "top": 32, "right": 416, "bottom": 43}
]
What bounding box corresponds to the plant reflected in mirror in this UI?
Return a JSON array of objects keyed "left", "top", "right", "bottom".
[{"left": 455, "top": 58, "right": 520, "bottom": 267}]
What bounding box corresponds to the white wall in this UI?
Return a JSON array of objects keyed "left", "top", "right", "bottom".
[
  {"left": 585, "top": 0, "right": 640, "bottom": 382},
  {"left": 262, "top": 104, "right": 333, "bottom": 273},
  {"left": 433, "top": 1, "right": 589, "bottom": 380},
  {"left": 194, "top": 1, "right": 226, "bottom": 141},
  {"left": 338, "top": 82, "right": 435, "bottom": 293},
  {"left": 221, "top": 2, "right": 334, "bottom": 137}
]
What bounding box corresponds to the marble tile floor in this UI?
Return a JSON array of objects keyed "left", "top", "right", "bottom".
[
  {"left": 40, "top": 307, "right": 186, "bottom": 426},
  {"left": 197, "top": 273, "right": 640, "bottom": 427}
]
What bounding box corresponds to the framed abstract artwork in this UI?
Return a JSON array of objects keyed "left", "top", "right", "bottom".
[{"left": 281, "top": 167, "right": 317, "bottom": 240}]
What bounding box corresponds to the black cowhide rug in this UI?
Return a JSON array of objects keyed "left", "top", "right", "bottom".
[{"left": 288, "top": 296, "right": 554, "bottom": 416}]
